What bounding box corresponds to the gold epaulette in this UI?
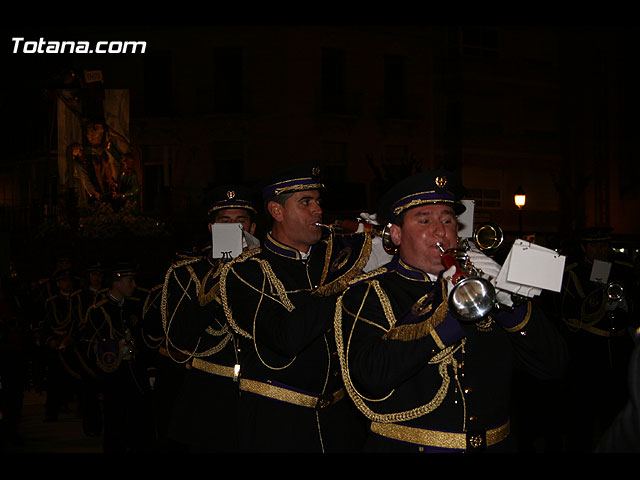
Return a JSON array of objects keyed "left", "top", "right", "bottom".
[
  {"left": 70, "top": 289, "right": 83, "bottom": 297},
  {"left": 172, "top": 256, "right": 206, "bottom": 269},
  {"left": 315, "top": 232, "right": 373, "bottom": 296},
  {"left": 347, "top": 266, "right": 388, "bottom": 287}
]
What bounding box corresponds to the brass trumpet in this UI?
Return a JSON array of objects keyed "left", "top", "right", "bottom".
[
  {"left": 315, "top": 219, "right": 398, "bottom": 255},
  {"left": 437, "top": 242, "right": 497, "bottom": 322},
  {"left": 439, "top": 223, "right": 506, "bottom": 322}
]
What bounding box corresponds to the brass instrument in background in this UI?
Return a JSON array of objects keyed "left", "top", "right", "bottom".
[
  {"left": 316, "top": 220, "right": 505, "bottom": 258},
  {"left": 607, "top": 282, "right": 624, "bottom": 303},
  {"left": 315, "top": 219, "right": 399, "bottom": 254}
]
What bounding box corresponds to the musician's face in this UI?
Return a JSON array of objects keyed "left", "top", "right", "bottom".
[
  {"left": 583, "top": 241, "right": 610, "bottom": 262},
  {"left": 270, "top": 190, "right": 323, "bottom": 253},
  {"left": 390, "top": 204, "right": 458, "bottom": 275},
  {"left": 115, "top": 276, "right": 137, "bottom": 298}
]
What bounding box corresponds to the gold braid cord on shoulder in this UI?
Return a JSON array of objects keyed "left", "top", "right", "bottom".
[
  {"left": 314, "top": 233, "right": 373, "bottom": 297},
  {"left": 334, "top": 280, "right": 461, "bottom": 424},
  {"left": 562, "top": 270, "right": 606, "bottom": 330},
  {"left": 198, "top": 261, "right": 226, "bottom": 307},
  {"left": 220, "top": 251, "right": 297, "bottom": 371},
  {"left": 220, "top": 249, "right": 295, "bottom": 341},
  {"left": 142, "top": 284, "right": 162, "bottom": 320},
  {"left": 161, "top": 257, "right": 231, "bottom": 361}
]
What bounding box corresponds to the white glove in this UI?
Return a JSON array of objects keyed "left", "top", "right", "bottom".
[
  {"left": 465, "top": 246, "right": 501, "bottom": 280},
  {"left": 466, "top": 246, "right": 514, "bottom": 307},
  {"left": 359, "top": 212, "right": 380, "bottom": 225},
  {"left": 242, "top": 231, "right": 261, "bottom": 250},
  {"left": 606, "top": 296, "right": 628, "bottom": 312},
  {"left": 495, "top": 289, "right": 514, "bottom": 308},
  {"left": 442, "top": 265, "right": 457, "bottom": 298}
]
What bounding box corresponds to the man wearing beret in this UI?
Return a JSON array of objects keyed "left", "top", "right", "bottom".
[
  {"left": 82, "top": 262, "right": 156, "bottom": 452},
  {"left": 219, "top": 162, "right": 370, "bottom": 452},
  {"left": 160, "top": 185, "right": 261, "bottom": 452},
  {"left": 333, "top": 169, "right": 568, "bottom": 452}
]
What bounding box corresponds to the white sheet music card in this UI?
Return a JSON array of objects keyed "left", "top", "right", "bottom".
[
  {"left": 589, "top": 259, "right": 611, "bottom": 284},
  {"left": 506, "top": 240, "right": 566, "bottom": 292},
  {"left": 457, "top": 199, "right": 475, "bottom": 239},
  {"left": 495, "top": 248, "right": 526, "bottom": 295},
  {"left": 212, "top": 223, "right": 243, "bottom": 260}
]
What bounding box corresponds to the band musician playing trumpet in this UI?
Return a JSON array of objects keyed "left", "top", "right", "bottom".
[{"left": 333, "top": 169, "right": 568, "bottom": 452}]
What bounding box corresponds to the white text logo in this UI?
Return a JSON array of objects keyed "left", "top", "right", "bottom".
[{"left": 11, "top": 37, "right": 147, "bottom": 54}]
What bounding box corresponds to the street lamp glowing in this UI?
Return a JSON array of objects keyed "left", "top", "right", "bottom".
[{"left": 514, "top": 187, "right": 526, "bottom": 209}]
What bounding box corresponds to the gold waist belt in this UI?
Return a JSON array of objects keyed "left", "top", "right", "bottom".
[
  {"left": 158, "top": 346, "right": 191, "bottom": 363},
  {"left": 565, "top": 318, "right": 627, "bottom": 338},
  {"left": 191, "top": 358, "right": 236, "bottom": 378},
  {"left": 239, "top": 378, "right": 345, "bottom": 410},
  {"left": 370, "top": 419, "right": 510, "bottom": 451}
]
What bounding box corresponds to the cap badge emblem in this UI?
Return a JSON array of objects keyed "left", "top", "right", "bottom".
[{"left": 435, "top": 176, "right": 447, "bottom": 189}]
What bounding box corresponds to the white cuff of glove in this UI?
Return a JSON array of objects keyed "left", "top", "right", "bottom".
[
  {"left": 442, "top": 265, "right": 457, "bottom": 298},
  {"left": 495, "top": 289, "right": 514, "bottom": 308},
  {"left": 465, "top": 246, "right": 502, "bottom": 280}
]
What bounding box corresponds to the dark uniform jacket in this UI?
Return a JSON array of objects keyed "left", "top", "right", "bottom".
[
  {"left": 334, "top": 256, "right": 568, "bottom": 452},
  {"left": 40, "top": 290, "right": 87, "bottom": 382},
  {"left": 82, "top": 292, "right": 156, "bottom": 451},
  {"left": 560, "top": 258, "right": 638, "bottom": 369},
  {"left": 557, "top": 258, "right": 639, "bottom": 450},
  {"left": 220, "top": 231, "right": 372, "bottom": 452},
  {"left": 82, "top": 292, "right": 152, "bottom": 384},
  {"left": 161, "top": 254, "right": 242, "bottom": 451}
]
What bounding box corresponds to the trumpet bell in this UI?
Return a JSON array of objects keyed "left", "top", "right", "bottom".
[
  {"left": 473, "top": 222, "right": 504, "bottom": 254},
  {"left": 381, "top": 223, "right": 398, "bottom": 255},
  {"left": 448, "top": 276, "right": 496, "bottom": 322},
  {"left": 607, "top": 282, "right": 624, "bottom": 301}
]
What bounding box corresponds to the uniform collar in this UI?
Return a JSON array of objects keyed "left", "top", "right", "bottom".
[
  {"left": 107, "top": 291, "right": 125, "bottom": 307},
  {"left": 264, "top": 232, "right": 312, "bottom": 260},
  {"left": 388, "top": 256, "right": 434, "bottom": 283}
]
